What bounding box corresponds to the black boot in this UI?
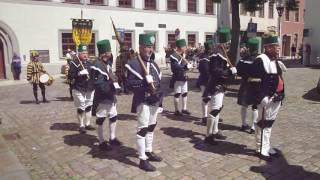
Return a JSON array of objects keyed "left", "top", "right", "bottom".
[
  {"left": 69, "top": 87, "right": 73, "bottom": 101},
  {"left": 146, "top": 152, "right": 162, "bottom": 162},
  {"left": 204, "top": 134, "right": 217, "bottom": 145},
  {"left": 139, "top": 160, "right": 156, "bottom": 172},
  {"left": 33, "top": 91, "right": 40, "bottom": 104},
  {"left": 202, "top": 117, "right": 207, "bottom": 124},
  {"left": 42, "top": 91, "right": 49, "bottom": 103}
]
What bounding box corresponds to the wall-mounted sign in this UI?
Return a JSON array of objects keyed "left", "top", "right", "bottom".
[
  {"left": 135, "top": 22, "right": 144, "bottom": 27},
  {"left": 30, "top": 50, "right": 50, "bottom": 63},
  {"left": 158, "top": 24, "right": 166, "bottom": 28}
]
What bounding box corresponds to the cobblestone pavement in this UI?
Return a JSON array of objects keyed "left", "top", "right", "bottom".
[{"left": 0, "top": 67, "right": 320, "bottom": 180}]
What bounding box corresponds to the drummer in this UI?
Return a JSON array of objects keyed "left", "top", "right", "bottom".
[{"left": 27, "top": 50, "right": 49, "bottom": 104}]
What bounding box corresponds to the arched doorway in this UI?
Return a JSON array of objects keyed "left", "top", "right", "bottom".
[
  {"left": 0, "top": 40, "right": 5, "bottom": 79},
  {"left": 0, "top": 20, "right": 20, "bottom": 80}
]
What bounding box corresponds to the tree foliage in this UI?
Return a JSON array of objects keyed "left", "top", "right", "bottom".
[{"left": 214, "top": 0, "right": 299, "bottom": 64}]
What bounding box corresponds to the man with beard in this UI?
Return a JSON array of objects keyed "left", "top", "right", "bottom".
[
  {"left": 91, "top": 40, "right": 122, "bottom": 151},
  {"left": 197, "top": 40, "right": 215, "bottom": 124},
  {"left": 69, "top": 44, "right": 95, "bottom": 134},
  {"left": 126, "top": 33, "right": 163, "bottom": 171},
  {"left": 253, "top": 34, "right": 285, "bottom": 161},
  {"left": 203, "top": 27, "right": 237, "bottom": 145},
  {"left": 170, "top": 39, "right": 193, "bottom": 116},
  {"left": 237, "top": 37, "right": 261, "bottom": 134}
]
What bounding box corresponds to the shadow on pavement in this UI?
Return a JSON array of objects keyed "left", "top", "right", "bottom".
[
  {"left": 50, "top": 123, "right": 79, "bottom": 131},
  {"left": 160, "top": 127, "right": 256, "bottom": 157},
  {"left": 53, "top": 96, "right": 73, "bottom": 102},
  {"left": 161, "top": 110, "right": 200, "bottom": 123},
  {"left": 302, "top": 88, "right": 320, "bottom": 102},
  {"left": 250, "top": 149, "right": 320, "bottom": 179},
  {"left": 63, "top": 133, "right": 138, "bottom": 168},
  {"left": 117, "top": 113, "right": 137, "bottom": 121},
  {"left": 19, "top": 100, "right": 37, "bottom": 104}
]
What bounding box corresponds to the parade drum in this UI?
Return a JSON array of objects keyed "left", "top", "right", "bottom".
[{"left": 40, "top": 73, "right": 54, "bottom": 86}]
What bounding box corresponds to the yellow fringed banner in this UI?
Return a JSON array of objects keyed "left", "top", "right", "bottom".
[{"left": 72, "top": 19, "right": 93, "bottom": 46}]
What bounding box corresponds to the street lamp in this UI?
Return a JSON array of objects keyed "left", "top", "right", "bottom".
[{"left": 276, "top": 0, "right": 285, "bottom": 57}]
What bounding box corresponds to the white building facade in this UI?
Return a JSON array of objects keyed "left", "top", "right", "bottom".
[
  {"left": 0, "top": 0, "right": 277, "bottom": 79},
  {"left": 303, "top": 0, "right": 319, "bottom": 66}
]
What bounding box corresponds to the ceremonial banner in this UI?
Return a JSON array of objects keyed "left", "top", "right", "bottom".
[{"left": 72, "top": 19, "right": 93, "bottom": 46}]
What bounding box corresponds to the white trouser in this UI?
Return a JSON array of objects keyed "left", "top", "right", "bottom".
[
  {"left": 96, "top": 103, "right": 118, "bottom": 143},
  {"left": 201, "top": 85, "right": 211, "bottom": 118},
  {"left": 207, "top": 92, "right": 224, "bottom": 136},
  {"left": 73, "top": 90, "right": 95, "bottom": 127},
  {"left": 241, "top": 106, "right": 258, "bottom": 129},
  {"left": 255, "top": 100, "right": 281, "bottom": 156},
  {"left": 72, "top": 89, "right": 95, "bottom": 110},
  {"left": 136, "top": 104, "right": 159, "bottom": 160},
  {"left": 174, "top": 81, "right": 188, "bottom": 111}
]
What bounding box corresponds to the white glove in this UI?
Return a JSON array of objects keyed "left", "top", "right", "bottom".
[
  {"left": 145, "top": 75, "right": 154, "bottom": 84},
  {"left": 260, "top": 97, "right": 270, "bottom": 107},
  {"left": 187, "top": 63, "right": 193, "bottom": 69},
  {"left": 230, "top": 67, "right": 237, "bottom": 75},
  {"left": 79, "top": 69, "right": 89, "bottom": 76}
]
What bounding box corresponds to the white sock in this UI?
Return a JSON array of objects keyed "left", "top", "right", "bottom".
[
  {"left": 241, "top": 106, "right": 248, "bottom": 126},
  {"left": 206, "top": 117, "right": 214, "bottom": 136},
  {"left": 97, "top": 125, "right": 104, "bottom": 144},
  {"left": 85, "top": 111, "right": 92, "bottom": 126},
  {"left": 109, "top": 121, "right": 117, "bottom": 140},
  {"left": 213, "top": 114, "right": 220, "bottom": 134},
  {"left": 137, "top": 134, "right": 147, "bottom": 160},
  {"left": 182, "top": 96, "right": 187, "bottom": 110},
  {"left": 145, "top": 132, "right": 154, "bottom": 153},
  {"left": 251, "top": 109, "right": 258, "bottom": 130},
  {"left": 174, "top": 98, "right": 179, "bottom": 111},
  {"left": 77, "top": 112, "right": 84, "bottom": 127},
  {"left": 202, "top": 101, "right": 208, "bottom": 118}
]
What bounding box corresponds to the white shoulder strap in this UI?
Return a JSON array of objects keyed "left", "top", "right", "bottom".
[{"left": 257, "top": 54, "right": 277, "bottom": 74}]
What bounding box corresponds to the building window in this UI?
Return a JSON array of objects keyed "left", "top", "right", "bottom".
[
  {"left": 124, "top": 32, "right": 133, "bottom": 49},
  {"left": 268, "top": 3, "right": 274, "bottom": 19},
  {"left": 167, "top": 33, "right": 176, "bottom": 48},
  {"left": 206, "top": 0, "right": 214, "bottom": 15},
  {"left": 167, "top": 0, "right": 177, "bottom": 11},
  {"left": 145, "top": 0, "right": 156, "bottom": 10},
  {"left": 61, "top": 32, "right": 96, "bottom": 56},
  {"left": 119, "top": 0, "right": 132, "bottom": 8},
  {"left": 188, "top": 0, "right": 197, "bottom": 13},
  {"left": 187, "top": 34, "right": 196, "bottom": 47},
  {"left": 295, "top": 8, "right": 299, "bottom": 22},
  {"left": 258, "top": 4, "right": 264, "bottom": 18},
  {"left": 205, "top": 34, "right": 214, "bottom": 41},
  {"left": 90, "top": 0, "right": 104, "bottom": 5},
  {"left": 240, "top": 4, "right": 246, "bottom": 15},
  {"left": 64, "top": 0, "right": 81, "bottom": 3},
  {"left": 285, "top": 9, "right": 290, "bottom": 21}
]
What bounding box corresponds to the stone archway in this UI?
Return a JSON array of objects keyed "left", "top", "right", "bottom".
[{"left": 0, "top": 20, "right": 20, "bottom": 79}]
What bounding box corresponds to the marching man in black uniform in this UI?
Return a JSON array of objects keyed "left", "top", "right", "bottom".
[
  {"left": 197, "top": 40, "right": 215, "bottom": 124},
  {"left": 203, "top": 27, "right": 237, "bottom": 145},
  {"left": 27, "top": 50, "right": 49, "bottom": 104},
  {"left": 170, "top": 39, "right": 193, "bottom": 116},
  {"left": 237, "top": 37, "right": 261, "bottom": 134},
  {"left": 91, "top": 40, "right": 122, "bottom": 151},
  {"left": 69, "top": 44, "right": 95, "bottom": 134},
  {"left": 126, "top": 33, "right": 163, "bottom": 172},
  {"left": 253, "top": 34, "right": 286, "bottom": 161}
]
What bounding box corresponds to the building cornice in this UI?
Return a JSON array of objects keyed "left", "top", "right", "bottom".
[{"left": 0, "top": 0, "right": 218, "bottom": 19}]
